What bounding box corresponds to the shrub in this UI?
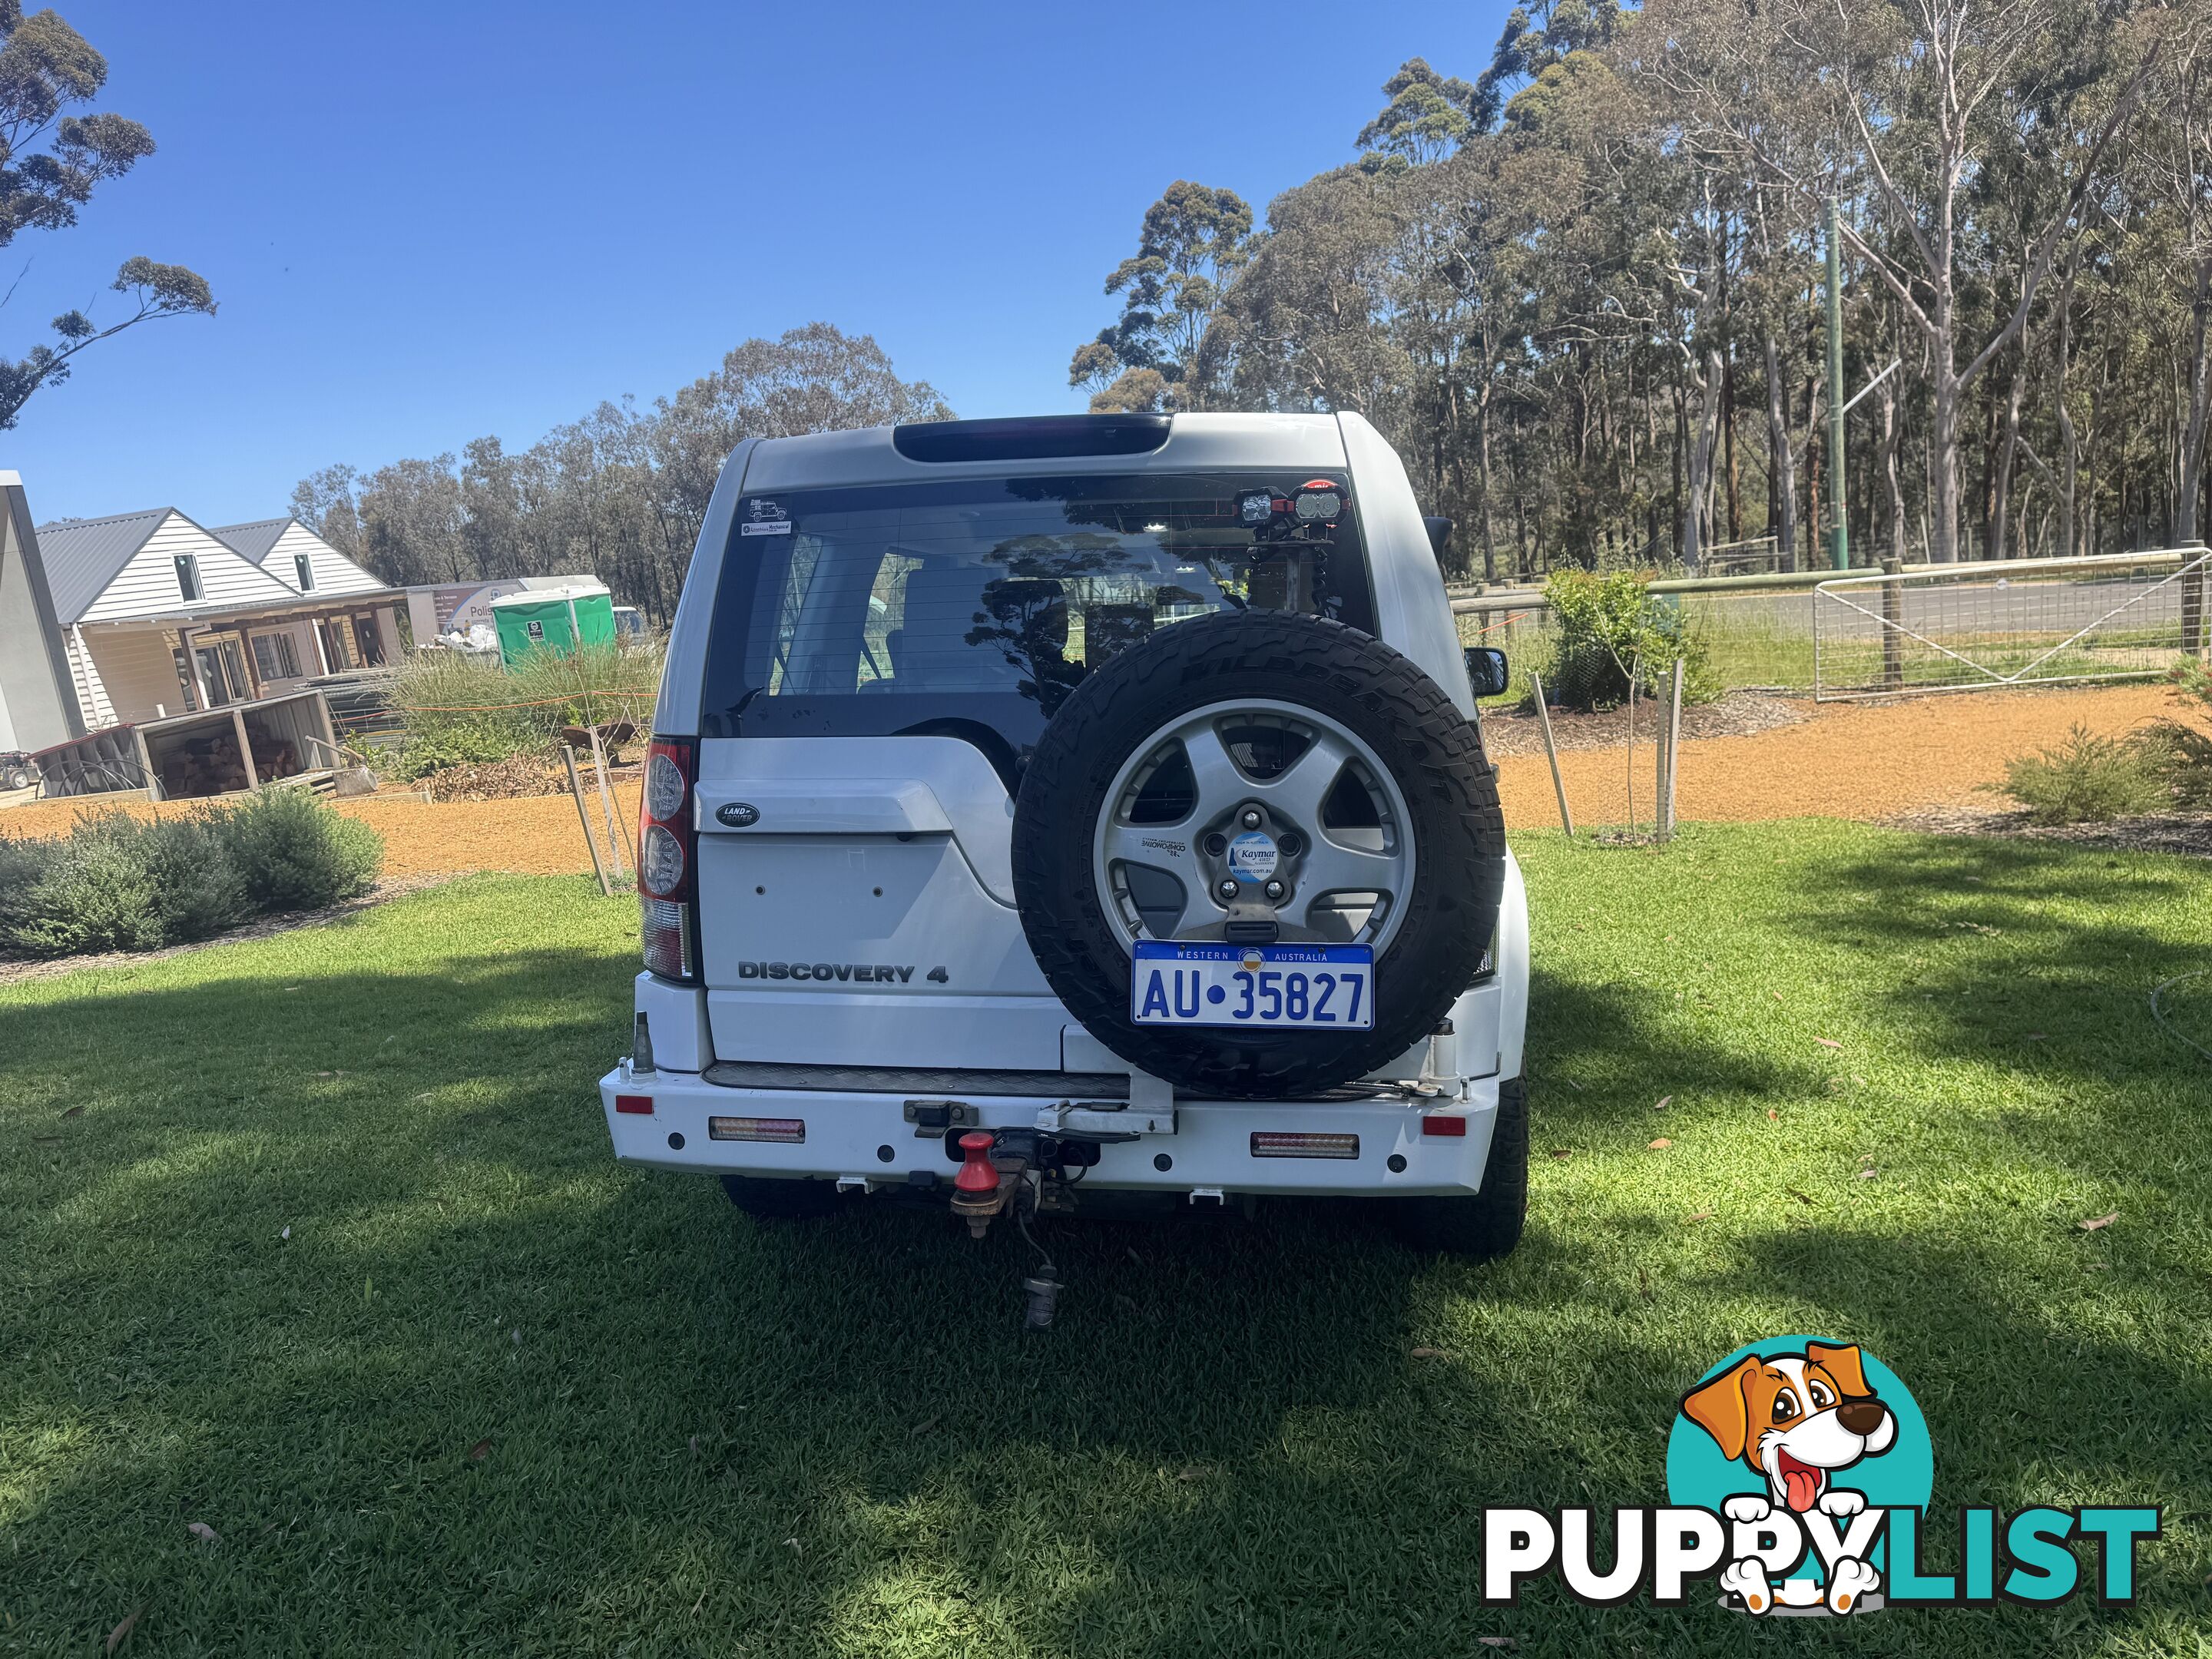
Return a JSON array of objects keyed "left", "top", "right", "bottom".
[
  {"left": 0, "top": 813, "right": 163, "bottom": 956},
  {"left": 390, "top": 652, "right": 538, "bottom": 774},
  {"left": 2134, "top": 719, "right": 2212, "bottom": 812},
  {"left": 389, "top": 719, "right": 538, "bottom": 781},
  {"left": 1540, "top": 569, "right": 1719, "bottom": 710},
  {"left": 389, "top": 640, "right": 662, "bottom": 776},
  {"left": 141, "top": 812, "right": 251, "bottom": 942},
  {"left": 213, "top": 788, "right": 384, "bottom": 912},
  {"left": 0, "top": 793, "right": 386, "bottom": 959},
  {"left": 1993, "top": 724, "right": 2169, "bottom": 824}
]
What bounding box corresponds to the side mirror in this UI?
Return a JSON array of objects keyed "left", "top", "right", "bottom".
[
  {"left": 1423, "top": 516, "right": 1454, "bottom": 565},
  {"left": 1464, "top": 646, "right": 1510, "bottom": 699}
]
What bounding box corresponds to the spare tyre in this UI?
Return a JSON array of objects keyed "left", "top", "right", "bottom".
[{"left": 1012, "top": 610, "right": 1505, "bottom": 1098}]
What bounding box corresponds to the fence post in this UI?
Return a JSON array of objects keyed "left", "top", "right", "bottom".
[
  {"left": 2184, "top": 548, "right": 2208, "bottom": 661},
  {"left": 563, "top": 743, "right": 612, "bottom": 897},
  {"left": 1664, "top": 659, "right": 1684, "bottom": 839},
  {"left": 1531, "top": 671, "right": 1575, "bottom": 838},
  {"left": 1879, "top": 558, "right": 1904, "bottom": 691}
]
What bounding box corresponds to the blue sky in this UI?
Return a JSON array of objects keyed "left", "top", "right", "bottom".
[{"left": 1, "top": 1, "right": 1505, "bottom": 525}]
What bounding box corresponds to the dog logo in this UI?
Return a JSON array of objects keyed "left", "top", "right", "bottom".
[
  {"left": 717, "top": 802, "right": 760, "bottom": 827},
  {"left": 1667, "top": 1336, "right": 1932, "bottom": 1618}
]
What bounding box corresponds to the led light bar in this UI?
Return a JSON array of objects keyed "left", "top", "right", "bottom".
[
  {"left": 1250, "top": 1131, "right": 1359, "bottom": 1160},
  {"left": 708, "top": 1116, "right": 806, "bottom": 1144}
]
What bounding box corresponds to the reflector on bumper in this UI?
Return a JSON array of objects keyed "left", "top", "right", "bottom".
[
  {"left": 709, "top": 1116, "right": 806, "bottom": 1143},
  {"left": 1250, "top": 1131, "right": 1359, "bottom": 1160}
]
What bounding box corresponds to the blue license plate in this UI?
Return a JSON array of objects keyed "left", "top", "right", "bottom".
[{"left": 1130, "top": 942, "right": 1374, "bottom": 1029}]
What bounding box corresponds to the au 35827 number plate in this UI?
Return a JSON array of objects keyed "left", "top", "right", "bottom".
[{"left": 1130, "top": 942, "right": 1374, "bottom": 1029}]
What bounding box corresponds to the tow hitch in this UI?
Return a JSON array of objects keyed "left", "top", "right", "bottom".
[{"left": 947, "top": 1128, "right": 1088, "bottom": 1330}]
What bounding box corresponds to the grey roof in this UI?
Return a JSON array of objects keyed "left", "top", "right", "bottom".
[
  {"left": 211, "top": 517, "right": 294, "bottom": 565},
  {"left": 34, "top": 507, "right": 174, "bottom": 623}
]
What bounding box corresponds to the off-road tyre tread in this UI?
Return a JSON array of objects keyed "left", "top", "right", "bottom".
[
  {"left": 1399, "top": 1075, "right": 1528, "bottom": 1259},
  {"left": 720, "top": 1174, "right": 837, "bottom": 1220},
  {"left": 1013, "top": 610, "right": 1505, "bottom": 1097}
]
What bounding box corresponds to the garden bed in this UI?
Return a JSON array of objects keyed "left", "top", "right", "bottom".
[
  {"left": 1482, "top": 690, "right": 1805, "bottom": 757},
  {"left": 1883, "top": 804, "right": 2212, "bottom": 859}
]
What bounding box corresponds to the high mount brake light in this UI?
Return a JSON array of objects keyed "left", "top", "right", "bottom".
[{"left": 639, "top": 735, "right": 698, "bottom": 981}]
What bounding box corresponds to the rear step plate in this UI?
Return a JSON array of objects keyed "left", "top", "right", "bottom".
[{"left": 1131, "top": 942, "right": 1373, "bottom": 1029}]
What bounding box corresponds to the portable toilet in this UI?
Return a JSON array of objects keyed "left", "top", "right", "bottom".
[{"left": 490, "top": 581, "right": 618, "bottom": 665}]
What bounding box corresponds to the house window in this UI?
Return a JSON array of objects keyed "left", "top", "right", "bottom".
[
  {"left": 252, "top": 631, "right": 302, "bottom": 681},
  {"left": 174, "top": 555, "right": 202, "bottom": 603},
  {"left": 294, "top": 552, "right": 315, "bottom": 591}
]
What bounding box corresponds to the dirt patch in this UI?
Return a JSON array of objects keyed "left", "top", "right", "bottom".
[
  {"left": 1482, "top": 690, "right": 1804, "bottom": 757},
  {"left": 0, "top": 681, "right": 2193, "bottom": 871},
  {"left": 0, "top": 874, "right": 462, "bottom": 988},
  {"left": 1880, "top": 804, "right": 2212, "bottom": 859},
  {"left": 0, "top": 782, "right": 641, "bottom": 880},
  {"left": 382, "top": 754, "right": 644, "bottom": 803},
  {"left": 1492, "top": 680, "right": 2184, "bottom": 832}
]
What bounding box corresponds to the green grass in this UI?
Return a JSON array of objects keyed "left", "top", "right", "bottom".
[{"left": 3, "top": 828, "right": 2210, "bottom": 1655}]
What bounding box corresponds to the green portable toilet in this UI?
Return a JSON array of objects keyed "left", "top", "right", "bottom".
[{"left": 490, "top": 582, "right": 618, "bottom": 665}]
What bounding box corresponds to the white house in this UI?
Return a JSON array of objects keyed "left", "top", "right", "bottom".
[{"left": 36, "top": 508, "right": 403, "bottom": 729}]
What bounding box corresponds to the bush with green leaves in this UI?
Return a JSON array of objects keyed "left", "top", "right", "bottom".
[
  {"left": 1992, "top": 724, "right": 2171, "bottom": 825},
  {"left": 390, "top": 641, "right": 662, "bottom": 777},
  {"left": 211, "top": 787, "right": 384, "bottom": 912},
  {"left": 1538, "top": 570, "right": 1719, "bottom": 710},
  {"left": 0, "top": 793, "right": 384, "bottom": 960}
]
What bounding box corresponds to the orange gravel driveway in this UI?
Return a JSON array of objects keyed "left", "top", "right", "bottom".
[
  {"left": 0, "top": 681, "right": 2191, "bottom": 873},
  {"left": 1493, "top": 680, "right": 2181, "bottom": 833}
]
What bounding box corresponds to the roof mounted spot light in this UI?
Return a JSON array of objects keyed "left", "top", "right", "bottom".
[{"left": 892, "top": 413, "right": 1173, "bottom": 464}]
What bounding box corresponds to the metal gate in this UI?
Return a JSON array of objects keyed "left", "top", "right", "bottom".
[{"left": 1812, "top": 548, "right": 2211, "bottom": 701}]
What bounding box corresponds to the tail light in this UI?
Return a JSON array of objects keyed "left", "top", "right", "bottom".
[
  {"left": 640, "top": 735, "right": 699, "bottom": 982},
  {"left": 1250, "top": 1131, "right": 1360, "bottom": 1160},
  {"left": 709, "top": 1117, "right": 806, "bottom": 1143}
]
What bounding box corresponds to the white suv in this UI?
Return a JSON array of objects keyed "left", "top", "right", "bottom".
[{"left": 600, "top": 411, "right": 1529, "bottom": 1282}]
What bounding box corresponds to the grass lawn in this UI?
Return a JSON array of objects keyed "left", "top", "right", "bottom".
[{"left": 2, "top": 823, "right": 2208, "bottom": 1656}]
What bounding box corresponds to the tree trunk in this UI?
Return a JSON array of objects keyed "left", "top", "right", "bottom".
[
  {"left": 1991, "top": 366, "right": 2024, "bottom": 560},
  {"left": 1879, "top": 381, "right": 1907, "bottom": 567},
  {"left": 2179, "top": 255, "right": 2211, "bottom": 547},
  {"left": 1929, "top": 369, "right": 1962, "bottom": 564},
  {"left": 1724, "top": 352, "right": 1742, "bottom": 544},
  {"left": 1476, "top": 389, "right": 1500, "bottom": 582},
  {"left": 1763, "top": 336, "right": 1798, "bottom": 571},
  {"left": 1681, "top": 350, "right": 1724, "bottom": 575},
  {"left": 1671, "top": 382, "right": 1686, "bottom": 565}
]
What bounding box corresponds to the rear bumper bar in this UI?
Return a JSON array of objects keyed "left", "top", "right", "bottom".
[{"left": 598, "top": 1065, "right": 1502, "bottom": 1199}]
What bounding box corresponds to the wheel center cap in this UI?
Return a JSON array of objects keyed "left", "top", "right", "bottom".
[{"left": 1226, "top": 830, "right": 1279, "bottom": 883}]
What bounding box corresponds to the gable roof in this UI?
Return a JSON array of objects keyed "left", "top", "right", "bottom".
[
  {"left": 35, "top": 508, "right": 174, "bottom": 623},
  {"left": 211, "top": 516, "right": 293, "bottom": 565}
]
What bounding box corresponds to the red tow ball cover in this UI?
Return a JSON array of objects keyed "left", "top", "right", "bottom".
[{"left": 954, "top": 1131, "right": 999, "bottom": 1194}]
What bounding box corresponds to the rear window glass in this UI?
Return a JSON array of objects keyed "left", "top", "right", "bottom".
[{"left": 697, "top": 473, "right": 1376, "bottom": 758}]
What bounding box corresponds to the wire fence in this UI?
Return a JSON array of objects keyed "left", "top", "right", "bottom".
[
  {"left": 1454, "top": 591, "right": 1824, "bottom": 699},
  {"left": 1813, "top": 550, "right": 2210, "bottom": 701},
  {"left": 1454, "top": 548, "right": 2212, "bottom": 703}
]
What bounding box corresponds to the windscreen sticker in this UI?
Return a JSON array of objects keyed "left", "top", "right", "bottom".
[{"left": 740, "top": 498, "right": 792, "bottom": 536}]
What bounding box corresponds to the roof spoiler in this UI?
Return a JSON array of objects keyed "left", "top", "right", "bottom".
[{"left": 892, "top": 413, "right": 1172, "bottom": 464}]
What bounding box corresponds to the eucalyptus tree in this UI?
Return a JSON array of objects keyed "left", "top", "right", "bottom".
[
  {"left": 1069, "top": 181, "right": 1253, "bottom": 412},
  {"left": 0, "top": 4, "right": 214, "bottom": 428}
]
